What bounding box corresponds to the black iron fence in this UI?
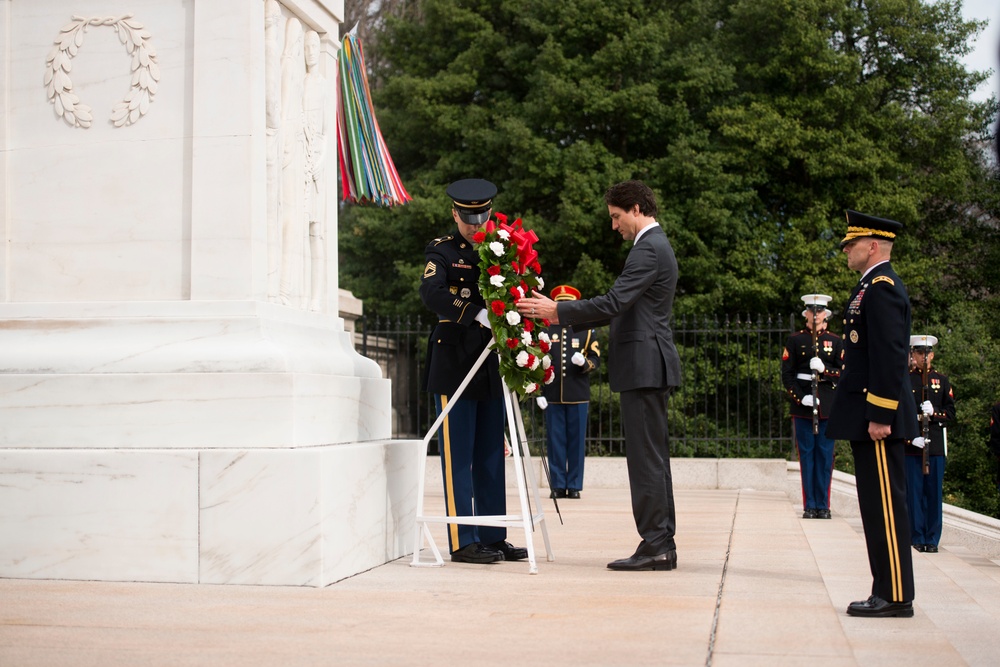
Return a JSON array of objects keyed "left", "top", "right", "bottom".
[{"left": 357, "top": 313, "right": 798, "bottom": 459}]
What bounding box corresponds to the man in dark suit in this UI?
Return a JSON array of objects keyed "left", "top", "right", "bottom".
[
  {"left": 516, "top": 180, "right": 682, "bottom": 571},
  {"left": 826, "top": 210, "right": 918, "bottom": 618},
  {"left": 419, "top": 178, "right": 528, "bottom": 565}
]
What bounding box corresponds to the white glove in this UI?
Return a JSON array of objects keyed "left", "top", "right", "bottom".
[
  {"left": 801, "top": 394, "right": 818, "bottom": 407},
  {"left": 571, "top": 351, "right": 586, "bottom": 366},
  {"left": 809, "top": 357, "right": 825, "bottom": 373},
  {"left": 474, "top": 309, "right": 490, "bottom": 328},
  {"left": 911, "top": 436, "right": 926, "bottom": 449},
  {"left": 536, "top": 396, "right": 548, "bottom": 410},
  {"left": 921, "top": 400, "right": 933, "bottom": 416}
]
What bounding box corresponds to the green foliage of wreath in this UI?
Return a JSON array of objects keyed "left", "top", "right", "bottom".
[{"left": 475, "top": 213, "right": 553, "bottom": 399}]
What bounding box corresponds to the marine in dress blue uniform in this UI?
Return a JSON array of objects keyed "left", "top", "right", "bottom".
[
  {"left": 826, "top": 210, "right": 918, "bottom": 618},
  {"left": 781, "top": 294, "right": 843, "bottom": 519},
  {"left": 903, "top": 335, "right": 955, "bottom": 553},
  {"left": 419, "top": 178, "right": 527, "bottom": 565},
  {"left": 540, "top": 285, "right": 601, "bottom": 500}
]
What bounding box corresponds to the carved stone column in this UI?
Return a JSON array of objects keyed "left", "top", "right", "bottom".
[{"left": 0, "top": 0, "right": 418, "bottom": 586}]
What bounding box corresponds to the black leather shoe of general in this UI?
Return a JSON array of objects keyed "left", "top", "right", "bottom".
[
  {"left": 488, "top": 540, "right": 529, "bottom": 561},
  {"left": 450, "top": 542, "right": 502, "bottom": 564},
  {"left": 816, "top": 509, "right": 832, "bottom": 519},
  {"left": 802, "top": 509, "right": 817, "bottom": 519},
  {"left": 607, "top": 550, "right": 677, "bottom": 571},
  {"left": 924, "top": 544, "right": 939, "bottom": 553},
  {"left": 550, "top": 488, "right": 567, "bottom": 499},
  {"left": 567, "top": 489, "right": 581, "bottom": 499},
  {"left": 913, "top": 544, "right": 927, "bottom": 552},
  {"left": 846, "top": 595, "right": 914, "bottom": 618}
]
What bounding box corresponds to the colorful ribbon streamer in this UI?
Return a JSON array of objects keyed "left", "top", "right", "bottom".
[{"left": 337, "top": 29, "right": 410, "bottom": 207}]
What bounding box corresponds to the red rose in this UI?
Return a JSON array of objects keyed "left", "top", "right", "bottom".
[
  {"left": 487, "top": 264, "right": 501, "bottom": 276},
  {"left": 542, "top": 319, "right": 551, "bottom": 327},
  {"left": 491, "top": 300, "right": 505, "bottom": 316},
  {"left": 530, "top": 261, "right": 542, "bottom": 274},
  {"left": 511, "top": 261, "right": 520, "bottom": 274},
  {"left": 523, "top": 319, "right": 534, "bottom": 333},
  {"left": 506, "top": 338, "right": 519, "bottom": 350},
  {"left": 544, "top": 366, "right": 554, "bottom": 382},
  {"left": 473, "top": 230, "right": 486, "bottom": 243},
  {"left": 495, "top": 212, "right": 508, "bottom": 225},
  {"left": 539, "top": 340, "right": 550, "bottom": 354}
]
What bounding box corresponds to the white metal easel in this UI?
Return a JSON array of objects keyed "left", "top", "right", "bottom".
[{"left": 410, "top": 345, "right": 554, "bottom": 573}]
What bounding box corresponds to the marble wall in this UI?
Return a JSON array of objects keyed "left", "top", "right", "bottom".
[{"left": 0, "top": 0, "right": 418, "bottom": 586}]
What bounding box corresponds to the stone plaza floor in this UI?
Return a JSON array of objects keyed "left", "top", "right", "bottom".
[{"left": 3, "top": 482, "right": 1000, "bottom": 666}]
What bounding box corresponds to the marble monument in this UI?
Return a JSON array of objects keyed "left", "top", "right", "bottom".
[{"left": 0, "top": 0, "right": 421, "bottom": 586}]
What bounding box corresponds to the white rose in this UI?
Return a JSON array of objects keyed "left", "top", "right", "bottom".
[
  {"left": 511, "top": 285, "right": 524, "bottom": 299},
  {"left": 516, "top": 350, "right": 530, "bottom": 368},
  {"left": 505, "top": 310, "right": 521, "bottom": 326},
  {"left": 536, "top": 277, "right": 545, "bottom": 289},
  {"left": 541, "top": 355, "right": 551, "bottom": 369},
  {"left": 529, "top": 355, "right": 541, "bottom": 371},
  {"left": 521, "top": 330, "right": 533, "bottom": 346},
  {"left": 489, "top": 274, "right": 505, "bottom": 287},
  {"left": 489, "top": 241, "right": 505, "bottom": 257},
  {"left": 538, "top": 332, "right": 551, "bottom": 344},
  {"left": 498, "top": 229, "right": 510, "bottom": 240},
  {"left": 524, "top": 382, "right": 538, "bottom": 395}
]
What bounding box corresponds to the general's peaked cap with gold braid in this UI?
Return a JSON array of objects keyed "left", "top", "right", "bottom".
[{"left": 840, "top": 209, "right": 903, "bottom": 248}]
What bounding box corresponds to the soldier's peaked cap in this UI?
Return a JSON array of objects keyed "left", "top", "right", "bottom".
[
  {"left": 840, "top": 210, "right": 903, "bottom": 248},
  {"left": 447, "top": 179, "right": 497, "bottom": 225},
  {"left": 910, "top": 334, "right": 938, "bottom": 351},
  {"left": 800, "top": 294, "right": 832, "bottom": 319},
  {"left": 550, "top": 285, "right": 581, "bottom": 301}
]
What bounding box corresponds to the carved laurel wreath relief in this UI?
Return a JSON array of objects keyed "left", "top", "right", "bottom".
[{"left": 44, "top": 15, "right": 160, "bottom": 128}]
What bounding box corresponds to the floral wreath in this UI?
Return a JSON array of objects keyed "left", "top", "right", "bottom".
[{"left": 475, "top": 212, "right": 554, "bottom": 399}]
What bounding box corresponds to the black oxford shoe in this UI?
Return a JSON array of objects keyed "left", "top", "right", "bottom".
[
  {"left": 450, "top": 542, "right": 502, "bottom": 564},
  {"left": 913, "top": 544, "right": 926, "bottom": 552},
  {"left": 846, "top": 595, "right": 913, "bottom": 618},
  {"left": 802, "top": 509, "right": 817, "bottom": 519},
  {"left": 816, "top": 509, "right": 832, "bottom": 519},
  {"left": 488, "top": 540, "right": 528, "bottom": 561},
  {"left": 567, "top": 489, "right": 581, "bottom": 499},
  {"left": 550, "top": 488, "right": 567, "bottom": 499},
  {"left": 924, "top": 544, "right": 938, "bottom": 553},
  {"left": 607, "top": 550, "right": 677, "bottom": 571}
]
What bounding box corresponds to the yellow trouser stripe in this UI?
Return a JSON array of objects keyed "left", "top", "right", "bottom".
[
  {"left": 440, "top": 395, "right": 459, "bottom": 548},
  {"left": 867, "top": 393, "right": 899, "bottom": 410},
  {"left": 875, "top": 440, "right": 903, "bottom": 602}
]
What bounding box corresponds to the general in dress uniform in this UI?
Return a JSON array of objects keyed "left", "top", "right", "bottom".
[
  {"left": 781, "top": 294, "right": 843, "bottom": 519},
  {"left": 419, "top": 178, "right": 527, "bottom": 565},
  {"left": 826, "top": 210, "right": 918, "bottom": 618},
  {"left": 904, "top": 335, "right": 955, "bottom": 553},
  {"left": 541, "top": 284, "right": 601, "bottom": 500}
]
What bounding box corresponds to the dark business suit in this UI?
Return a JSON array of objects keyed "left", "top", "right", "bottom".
[
  {"left": 827, "top": 260, "right": 917, "bottom": 604},
  {"left": 557, "top": 224, "right": 682, "bottom": 556}
]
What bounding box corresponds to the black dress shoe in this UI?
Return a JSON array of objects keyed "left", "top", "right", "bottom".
[
  {"left": 488, "top": 540, "right": 528, "bottom": 561},
  {"left": 567, "top": 489, "right": 581, "bottom": 499},
  {"left": 924, "top": 544, "right": 938, "bottom": 553},
  {"left": 450, "top": 542, "right": 502, "bottom": 564},
  {"left": 913, "top": 544, "right": 926, "bottom": 552},
  {"left": 802, "top": 509, "right": 817, "bottom": 519},
  {"left": 550, "top": 488, "right": 567, "bottom": 499},
  {"left": 607, "top": 550, "right": 677, "bottom": 571},
  {"left": 846, "top": 595, "right": 913, "bottom": 618},
  {"left": 816, "top": 509, "right": 832, "bottom": 519}
]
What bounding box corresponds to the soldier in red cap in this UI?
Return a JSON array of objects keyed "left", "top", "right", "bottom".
[{"left": 538, "top": 285, "right": 601, "bottom": 500}]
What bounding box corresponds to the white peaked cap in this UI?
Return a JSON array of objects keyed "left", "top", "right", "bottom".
[
  {"left": 910, "top": 334, "right": 939, "bottom": 348},
  {"left": 801, "top": 294, "right": 833, "bottom": 318}
]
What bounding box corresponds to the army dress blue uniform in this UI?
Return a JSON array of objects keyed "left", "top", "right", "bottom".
[
  {"left": 542, "top": 313, "right": 600, "bottom": 497},
  {"left": 904, "top": 363, "right": 955, "bottom": 551},
  {"left": 781, "top": 324, "right": 842, "bottom": 517},
  {"left": 419, "top": 178, "right": 523, "bottom": 564},
  {"left": 826, "top": 211, "right": 917, "bottom": 615}
]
